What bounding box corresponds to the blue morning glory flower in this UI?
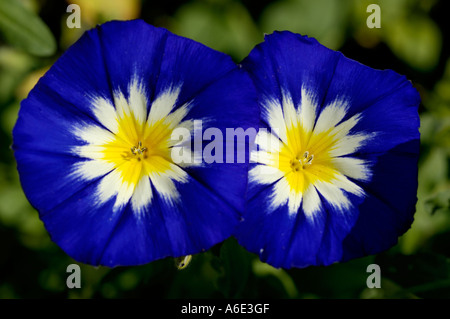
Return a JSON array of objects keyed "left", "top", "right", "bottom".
[
  {"left": 12, "top": 20, "right": 258, "bottom": 267},
  {"left": 235, "top": 31, "right": 421, "bottom": 269}
]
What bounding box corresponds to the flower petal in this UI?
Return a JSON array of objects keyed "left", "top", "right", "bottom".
[{"left": 99, "top": 176, "right": 242, "bottom": 266}]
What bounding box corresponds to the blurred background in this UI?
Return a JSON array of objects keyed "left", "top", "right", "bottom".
[{"left": 0, "top": 0, "right": 449, "bottom": 299}]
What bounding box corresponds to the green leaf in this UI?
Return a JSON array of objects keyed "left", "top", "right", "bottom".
[
  {"left": 383, "top": 14, "right": 441, "bottom": 71},
  {"left": 0, "top": 1, "right": 56, "bottom": 56},
  {"left": 0, "top": 47, "right": 37, "bottom": 105},
  {"left": 172, "top": 0, "right": 262, "bottom": 62},
  {"left": 260, "top": 0, "right": 350, "bottom": 50},
  {"left": 253, "top": 261, "right": 299, "bottom": 298},
  {"left": 375, "top": 251, "right": 450, "bottom": 298},
  {"left": 217, "top": 238, "right": 252, "bottom": 298},
  {"left": 424, "top": 189, "right": 450, "bottom": 216},
  {"left": 418, "top": 147, "right": 448, "bottom": 193}
]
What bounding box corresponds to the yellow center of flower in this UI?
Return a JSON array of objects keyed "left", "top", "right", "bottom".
[
  {"left": 276, "top": 125, "right": 339, "bottom": 195},
  {"left": 250, "top": 90, "right": 373, "bottom": 216},
  {"left": 74, "top": 81, "right": 191, "bottom": 211},
  {"left": 100, "top": 115, "right": 177, "bottom": 187}
]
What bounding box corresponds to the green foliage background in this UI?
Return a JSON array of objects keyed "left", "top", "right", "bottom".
[{"left": 0, "top": 0, "right": 449, "bottom": 299}]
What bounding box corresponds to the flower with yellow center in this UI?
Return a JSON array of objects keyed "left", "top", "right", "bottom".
[
  {"left": 73, "top": 79, "right": 193, "bottom": 214},
  {"left": 250, "top": 88, "right": 372, "bottom": 217},
  {"left": 13, "top": 20, "right": 259, "bottom": 267},
  {"left": 235, "top": 31, "right": 420, "bottom": 269}
]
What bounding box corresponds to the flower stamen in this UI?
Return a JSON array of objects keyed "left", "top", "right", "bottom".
[
  {"left": 130, "top": 141, "right": 148, "bottom": 156},
  {"left": 290, "top": 151, "right": 314, "bottom": 172}
]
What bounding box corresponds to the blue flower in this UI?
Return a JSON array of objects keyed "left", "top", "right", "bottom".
[
  {"left": 235, "top": 31, "right": 421, "bottom": 268},
  {"left": 13, "top": 20, "right": 258, "bottom": 266}
]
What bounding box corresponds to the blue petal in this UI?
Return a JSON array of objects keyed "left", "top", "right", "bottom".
[
  {"left": 237, "top": 31, "right": 420, "bottom": 268},
  {"left": 319, "top": 51, "right": 420, "bottom": 155},
  {"left": 155, "top": 31, "right": 237, "bottom": 106},
  {"left": 237, "top": 176, "right": 365, "bottom": 268},
  {"left": 99, "top": 176, "right": 241, "bottom": 266},
  {"left": 236, "top": 184, "right": 328, "bottom": 268},
  {"left": 94, "top": 20, "right": 167, "bottom": 100},
  {"left": 241, "top": 31, "right": 339, "bottom": 112},
  {"left": 183, "top": 69, "right": 259, "bottom": 213},
  {"left": 342, "top": 140, "right": 420, "bottom": 260},
  {"left": 40, "top": 181, "right": 123, "bottom": 265},
  {"left": 14, "top": 151, "right": 92, "bottom": 214}
]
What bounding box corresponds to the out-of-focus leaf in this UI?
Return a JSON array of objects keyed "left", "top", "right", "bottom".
[
  {"left": 400, "top": 141, "right": 450, "bottom": 254},
  {"left": 360, "top": 278, "right": 418, "bottom": 299},
  {"left": 288, "top": 256, "right": 374, "bottom": 298},
  {"left": 68, "top": 0, "right": 141, "bottom": 24},
  {"left": 217, "top": 238, "right": 252, "bottom": 298},
  {"left": 253, "top": 260, "right": 299, "bottom": 298},
  {"left": 260, "top": 0, "right": 350, "bottom": 50},
  {"left": 424, "top": 189, "right": 450, "bottom": 215},
  {"left": 172, "top": 0, "right": 262, "bottom": 61},
  {"left": 61, "top": 0, "right": 141, "bottom": 49},
  {"left": 0, "top": 47, "right": 35, "bottom": 104},
  {"left": 419, "top": 147, "right": 448, "bottom": 193},
  {"left": 434, "top": 59, "right": 450, "bottom": 102},
  {"left": 0, "top": 1, "right": 56, "bottom": 56},
  {"left": 0, "top": 165, "right": 49, "bottom": 251},
  {"left": 375, "top": 251, "right": 450, "bottom": 298},
  {"left": 384, "top": 15, "right": 441, "bottom": 71},
  {"left": 351, "top": 0, "right": 442, "bottom": 70},
  {"left": 0, "top": 174, "right": 33, "bottom": 227}
]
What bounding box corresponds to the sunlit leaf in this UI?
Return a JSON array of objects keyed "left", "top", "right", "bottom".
[
  {"left": 260, "top": 0, "right": 350, "bottom": 50},
  {"left": 68, "top": 0, "right": 140, "bottom": 24},
  {"left": 424, "top": 189, "right": 450, "bottom": 215},
  {"left": 0, "top": 47, "right": 35, "bottom": 104},
  {"left": 0, "top": 1, "right": 56, "bottom": 56},
  {"left": 360, "top": 278, "right": 418, "bottom": 299},
  {"left": 172, "top": 0, "right": 261, "bottom": 61},
  {"left": 383, "top": 15, "right": 441, "bottom": 71},
  {"left": 253, "top": 260, "right": 299, "bottom": 298}
]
